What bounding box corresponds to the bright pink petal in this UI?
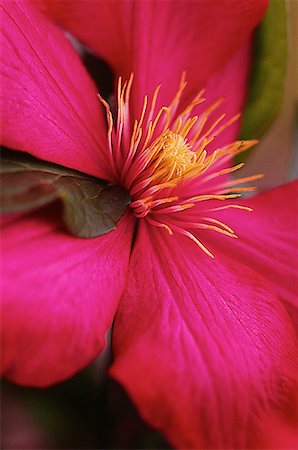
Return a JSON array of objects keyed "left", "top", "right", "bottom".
[
  {"left": 0, "top": 0, "right": 112, "bottom": 179},
  {"left": 36, "top": 0, "right": 268, "bottom": 108},
  {"left": 110, "top": 221, "right": 298, "bottom": 449},
  {"left": 190, "top": 40, "right": 252, "bottom": 150},
  {"left": 1, "top": 207, "right": 133, "bottom": 386},
  {"left": 204, "top": 181, "right": 298, "bottom": 328}
]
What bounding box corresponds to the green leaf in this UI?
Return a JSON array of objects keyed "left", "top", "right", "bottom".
[
  {"left": 1, "top": 150, "right": 130, "bottom": 238},
  {"left": 239, "top": 0, "right": 287, "bottom": 144}
]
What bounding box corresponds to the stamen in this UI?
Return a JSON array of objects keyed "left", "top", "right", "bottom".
[
  {"left": 151, "top": 203, "right": 195, "bottom": 214},
  {"left": 146, "top": 216, "right": 174, "bottom": 235},
  {"left": 97, "top": 74, "right": 259, "bottom": 257},
  {"left": 202, "top": 204, "right": 253, "bottom": 213},
  {"left": 200, "top": 217, "right": 236, "bottom": 234},
  {"left": 200, "top": 162, "right": 245, "bottom": 184},
  {"left": 194, "top": 223, "right": 238, "bottom": 239},
  {"left": 169, "top": 224, "right": 215, "bottom": 258}
]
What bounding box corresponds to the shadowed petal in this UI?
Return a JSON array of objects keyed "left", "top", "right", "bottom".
[
  {"left": 0, "top": 0, "right": 112, "bottom": 179},
  {"left": 248, "top": 384, "right": 298, "bottom": 449},
  {"left": 29, "top": 0, "right": 258, "bottom": 156},
  {"left": 35, "top": 1, "right": 259, "bottom": 152},
  {"left": 110, "top": 221, "right": 297, "bottom": 449},
  {"left": 1, "top": 207, "right": 133, "bottom": 386},
  {"left": 36, "top": 0, "right": 268, "bottom": 110}
]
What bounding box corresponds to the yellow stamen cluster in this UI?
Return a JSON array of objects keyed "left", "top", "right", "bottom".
[
  {"left": 98, "top": 74, "right": 262, "bottom": 257},
  {"left": 148, "top": 130, "right": 196, "bottom": 183}
]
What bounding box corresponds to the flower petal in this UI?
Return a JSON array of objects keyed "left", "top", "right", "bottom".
[
  {"left": 0, "top": 0, "right": 111, "bottom": 179},
  {"left": 37, "top": 0, "right": 257, "bottom": 156},
  {"left": 1, "top": 207, "right": 133, "bottom": 386},
  {"left": 191, "top": 41, "right": 252, "bottom": 149},
  {"left": 249, "top": 384, "right": 298, "bottom": 449},
  {"left": 205, "top": 181, "right": 298, "bottom": 328},
  {"left": 36, "top": 0, "right": 268, "bottom": 108},
  {"left": 110, "top": 221, "right": 297, "bottom": 449}
]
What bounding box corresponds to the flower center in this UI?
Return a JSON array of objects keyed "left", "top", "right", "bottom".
[
  {"left": 147, "top": 130, "right": 196, "bottom": 183},
  {"left": 98, "top": 74, "right": 262, "bottom": 257}
]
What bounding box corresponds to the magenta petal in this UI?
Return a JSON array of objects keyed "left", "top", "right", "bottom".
[
  {"left": 1, "top": 208, "right": 133, "bottom": 386},
  {"left": 190, "top": 41, "right": 252, "bottom": 150},
  {"left": 249, "top": 384, "right": 298, "bottom": 449},
  {"left": 36, "top": 0, "right": 268, "bottom": 107},
  {"left": 110, "top": 221, "right": 298, "bottom": 449},
  {"left": 36, "top": 0, "right": 257, "bottom": 152},
  {"left": 205, "top": 181, "right": 298, "bottom": 328},
  {"left": 0, "top": 0, "right": 110, "bottom": 179}
]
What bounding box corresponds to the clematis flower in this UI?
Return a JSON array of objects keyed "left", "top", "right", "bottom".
[{"left": 1, "top": 1, "right": 298, "bottom": 449}]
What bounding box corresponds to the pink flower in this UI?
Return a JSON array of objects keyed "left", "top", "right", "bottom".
[{"left": 1, "top": 1, "right": 298, "bottom": 448}]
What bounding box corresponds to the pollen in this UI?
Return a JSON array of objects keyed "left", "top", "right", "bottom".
[
  {"left": 148, "top": 130, "right": 196, "bottom": 182},
  {"left": 98, "top": 74, "right": 262, "bottom": 258}
]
